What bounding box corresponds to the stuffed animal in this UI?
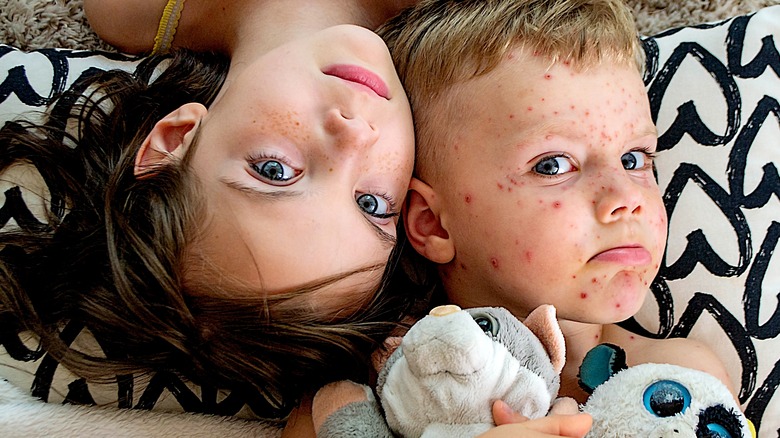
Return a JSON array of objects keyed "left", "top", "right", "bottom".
[
  {"left": 314, "top": 304, "right": 567, "bottom": 438},
  {"left": 578, "top": 343, "right": 755, "bottom": 438}
]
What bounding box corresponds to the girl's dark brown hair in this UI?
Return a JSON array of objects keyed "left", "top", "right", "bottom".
[{"left": 0, "top": 49, "right": 416, "bottom": 418}]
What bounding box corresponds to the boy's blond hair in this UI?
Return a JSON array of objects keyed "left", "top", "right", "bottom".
[{"left": 379, "top": 0, "right": 643, "bottom": 182}]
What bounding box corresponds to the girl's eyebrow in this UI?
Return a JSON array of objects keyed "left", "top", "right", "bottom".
[
  {"left": 222, "top": 178, "right": 397, "bottom": 248},
  {"left": 220, "top": 178, "right": 304, "bottom": 199},
  {"left": 363, "top": 215, "right": 397, "bottom": 249}
]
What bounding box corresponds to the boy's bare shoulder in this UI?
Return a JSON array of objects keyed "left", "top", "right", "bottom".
[{"left": 601, "top": 324, "right": 736, "bottom": 400}]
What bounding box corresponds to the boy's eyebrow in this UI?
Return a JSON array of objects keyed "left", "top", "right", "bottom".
[{"left": 221, "top": 178, "right": 397, "bottom": 249}]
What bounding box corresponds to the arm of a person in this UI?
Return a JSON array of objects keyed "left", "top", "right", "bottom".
[
  {"left": 83, "top": 0, "right": 166, "bottom": 53},
  {"left": 83, "top": 0, "right": 233, "bottom": 54}
]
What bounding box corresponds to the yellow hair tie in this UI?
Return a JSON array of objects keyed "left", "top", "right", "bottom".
[{"left": 152, "top": 0, "right": 186, "bottom": 54}]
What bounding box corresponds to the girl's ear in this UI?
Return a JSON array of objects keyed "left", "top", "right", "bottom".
[
  {"left": 134, "top": 102, "right": 208, "bottom": 179},
  {"left": 402, "top": 177, "right": 455, "bottom": 264}
]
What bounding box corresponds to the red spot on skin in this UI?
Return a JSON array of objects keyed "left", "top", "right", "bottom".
[
  {"left": 544, "top": 74, "right": 552, "bottom": 80},
  {"left": 491, "top": 258, "right": 500, "bottom": 269},
  {"left": 580, "top": 292, "right": 588, "bottom": 299},
  {"left": 527, "top": 106, "right": 534, "bottom": 112},
  {"left": 497, "top": 182, "right": 505, "bottom": 190},
  {"left": 615, "top": 303, "right": 621, "bottom": 309},
  {"left": 464, "top": 195, "right": 472, "bottom": 204},
  {"left": 552, "top": 201, "right": 561, "bottom": 209},
  {"left": 509, "top": 114, "right": 515, "bottom": 119},
  {"left": 572, "top": 275, "right": 577, "bottom": 279},
  {"left": 525, "top": 251, "right": 533, "bottom": 262},
  {"left": 591, "top": 278, "right": 598, "bottom": 284},
  {"left": 630, "top": 335, "right": 636, "bottom": 340}
]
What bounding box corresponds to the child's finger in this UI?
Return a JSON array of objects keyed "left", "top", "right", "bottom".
[
  {"left": 521, "top": 413, "right": 593, "bottom": 438},
  {"left": 492, "top": 399, "right": 529, "bottom": 425}
]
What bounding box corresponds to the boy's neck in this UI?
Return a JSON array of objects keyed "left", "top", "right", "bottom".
[{"left": 558, "top": 320, "right": 605, "bottom": 403}]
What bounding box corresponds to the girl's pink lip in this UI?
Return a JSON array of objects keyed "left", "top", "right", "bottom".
[
  {"left": 323, "top": 64, "right": 389, "bottom": 99},
  {"left": 590, "top": 246, "right": 652, "bottom": 265}
]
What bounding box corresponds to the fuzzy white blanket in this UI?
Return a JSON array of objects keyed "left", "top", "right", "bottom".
[{"left": 0, "top": 379, "right": 281, "bottom": 437}]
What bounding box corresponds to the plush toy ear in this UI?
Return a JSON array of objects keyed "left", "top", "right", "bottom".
[
  {"left": 578, "top": 343, "right": 628, "bottom": 394},
  {"left": 371, "top": 336, "right": 403, "bottom": 373},
  {"left": 523, "top": 305, "right": 566, "bottom": 374}
]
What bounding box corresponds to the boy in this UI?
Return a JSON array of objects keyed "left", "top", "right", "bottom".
[{"left": 379, "top": 0, "right": 735, "bottom": 404}]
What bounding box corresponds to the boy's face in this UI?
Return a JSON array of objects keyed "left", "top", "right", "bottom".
[{"left": 424, "top": 53, "right": 667, "bottom": 324}]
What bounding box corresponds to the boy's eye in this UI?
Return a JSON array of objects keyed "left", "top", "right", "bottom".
[
  {"left": 356, "top": 193, "right": 390, "bottom": 217},
  {"left": 252, "top": 160, "right": 297, "bottom": 182},
  {"left": 621, "top": 151, "right": 647, "bottom": 170},
  {"left": 533, "top": 155, "right": 575, "bottom": 176}
]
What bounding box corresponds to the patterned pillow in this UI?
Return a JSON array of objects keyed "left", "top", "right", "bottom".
[
  {"left": 0, "top": 5, "right": 779, "bottom": 433},
  {"left": 629, "top": 5, "right": 780, "bottom": 436}
]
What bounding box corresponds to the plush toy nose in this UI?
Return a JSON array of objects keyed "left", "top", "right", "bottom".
[{"left": 429, "top": 304, "right": 461, "bottom": 317}]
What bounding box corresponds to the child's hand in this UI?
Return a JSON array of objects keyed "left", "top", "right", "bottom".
[{"left": 489, "top": 400, "right": 592, "bottom": 438}]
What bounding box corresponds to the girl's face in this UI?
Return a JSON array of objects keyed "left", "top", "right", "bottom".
[
  {"left": 435, "top": 55, "right": 667, "bottom": 325},
  {"left": 187, "top": 25, "right": 414, "bottom": 301}
]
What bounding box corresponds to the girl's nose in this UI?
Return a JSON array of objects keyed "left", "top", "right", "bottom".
[{"left": 324, "top": 109, "right": 380, "bottom": 152}]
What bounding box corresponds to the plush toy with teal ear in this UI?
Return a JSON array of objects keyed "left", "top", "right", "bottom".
[{"left": 578, "top": 343, "right": 755, "bottom": 438}]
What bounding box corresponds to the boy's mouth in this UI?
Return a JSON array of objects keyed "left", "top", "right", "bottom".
[{"left": 589, "top": 245, "right": 651, "bottom": 265}]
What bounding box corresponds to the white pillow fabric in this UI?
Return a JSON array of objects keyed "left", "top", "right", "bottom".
[{"left": 633, "top": 6, "right": 780, "bottom": 436}]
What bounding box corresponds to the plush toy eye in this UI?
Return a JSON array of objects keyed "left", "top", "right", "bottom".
[
  {"left": 471, "top": 312, "right": 500, "bottom": 337},
  {"left": 696, "top": 405, "right": 744, "bottom": 438},
  {"left": 642, "top": 380, "right": 691, "bottom": 417},
  {"left": 704, "top": 423, "right": 733, "bottom": 438}
]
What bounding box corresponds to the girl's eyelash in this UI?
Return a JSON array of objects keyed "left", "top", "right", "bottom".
[{"left": 245, "top": 151, "right": 289, "bottom": 166}]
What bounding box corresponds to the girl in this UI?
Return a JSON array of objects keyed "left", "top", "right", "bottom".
[{"left": 2, "top": 0, "right": 417, "bottom": 420}]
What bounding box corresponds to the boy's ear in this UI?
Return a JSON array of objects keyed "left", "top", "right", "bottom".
[
  {"left": 403, "top": 177, "right": 454, "bottom": 264},
  {"left": 134, "top": 102, "right": 208, "bottom": 179}
]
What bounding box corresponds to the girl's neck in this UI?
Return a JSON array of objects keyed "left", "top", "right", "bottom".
[{"left": 226, "top": 0, "right": 412, "bottom": 67}]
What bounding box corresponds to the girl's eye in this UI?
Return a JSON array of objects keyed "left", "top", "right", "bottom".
[
  {"left": 621, "top": 150, "right": 649, "bottom": 170},
  {"left": 533, "top": 155, "right": 575, "bottom": 176},
  {"left": 356, "top": 193, "right": 391, "bottom": 218},
  {"left": 251, "top": 160, "right": 298, "bottom": 182}
]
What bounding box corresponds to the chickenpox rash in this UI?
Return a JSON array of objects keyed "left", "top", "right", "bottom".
[
  {"left": 524, "top": 251, "right": 533, "bottom": 262},
  {"left": 491, "top": 258, "right": 500, "bottom": 269},
  {"left": 552, "top": 201, "right": 561, "bottom": 209},
  {"left": 544, "top": 74, "right": 553, "bottom": 80},
  {"left": 497, "top": 182, "right": 505, "bottom": 191},
  {"left": 580, "top": 292, "right": 588, "bottom": 299},
  {"left": 464, "top": 194, "right": 472, "bottom": 204}
]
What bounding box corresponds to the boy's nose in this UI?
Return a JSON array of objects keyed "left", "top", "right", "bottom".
[
  {"left": 324, "top": 109, "right": 380, "bottom": 152},
  {"left": 595, "top": 174, "right": 643, "bottom": 223}
]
